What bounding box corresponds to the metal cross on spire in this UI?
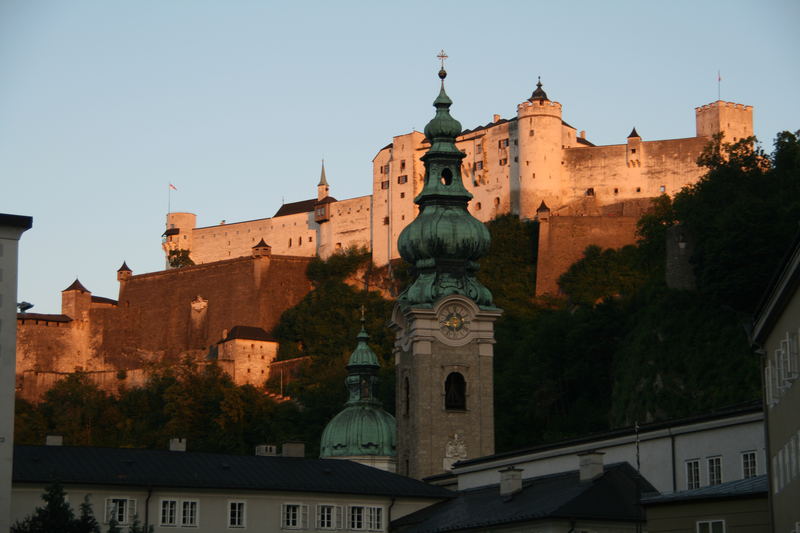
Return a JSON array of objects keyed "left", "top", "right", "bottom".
[
  {"left": 360, "top": 304, "right": 366, "bottom": 325},
  {"left": 437, "top": 49, "right": 448, "bottom": 69}
]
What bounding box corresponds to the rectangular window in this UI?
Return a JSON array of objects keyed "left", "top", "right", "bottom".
[
  {"left": 367, "top": 507, "right": 383, "bottom": 531},
  {"left": 349, "top": 506, "right": 364, "bottom": 530},
  {"left": 400, "top": 160, "right": 406, "bottom": 171},
  {"left": 381, "top": 180, "right": 389, "bottom": 190},
  {"left": 686, "top": 459, "right": 700, "bottom": 490},
  {"left": 229, "top": 501, "right": 245, "bottom": 528},
  {"left": 383, "top": 164, "right": 390, "bottom": 174},
  {"left": 160, "top": 500, "right": 177, "bottom": 526},
  {"left": 499, "top": 158, "right": 507, "bottom": 166},
  {"left": 105, "top": 498, "right": 136, "bottom": 525},
  {"left": 316, "top": 504, "right": 342, "bottom": 529},
  {"left": 282, "top": 504, "right": 307, "bottom": 529},
  {"left": 397, "top": 175, "right": 408, "bottom": 184},
  {"left": 498, "top": 138, "right": 509, "bottom": 148},
  {"left": 474, "top": 161, "right": 484, "bottom": 171},
  {"left": 181, "top": 500, "right": 198, "bottom": 527},
  {"left": 708, "top": 456, "right": 722, "bottom": 486},
  {"left": 697, "top": 519, "right": 725, "bottom": 533},
  {"left": 476, "top": 144, "right": 482, "bottom": 154},
  {"left": 742, "top": 451, "right": 757, "bottom": 479}
]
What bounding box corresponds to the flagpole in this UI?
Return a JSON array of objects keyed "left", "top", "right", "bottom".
[
  {"left": 168, "top": 184, "right": 171, "bottom": 215},
  {"left": 717, "top": 70, "right": 721, "bottom": 101}
]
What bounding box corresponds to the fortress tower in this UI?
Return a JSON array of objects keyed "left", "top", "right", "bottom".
[
  {"left": 391, "top": 63, "right": 501, "bottom": 480},
  {"left": 695, "top": 100, "right": 754, "bottom": 142},
  {"left": 516, "top": 79, "right": 565, "bottom": 217}
]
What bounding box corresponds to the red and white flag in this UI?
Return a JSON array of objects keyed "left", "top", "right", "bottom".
[{"left": 169, "top": 183, "right": 178, "bottom": 191}]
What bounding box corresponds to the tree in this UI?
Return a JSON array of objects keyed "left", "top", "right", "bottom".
[
  {"left": 167, "top": 249, "right": 194, "bottom": 268},
  {"left": 11, "top": 482, "right": 100, "bottom": 533}
]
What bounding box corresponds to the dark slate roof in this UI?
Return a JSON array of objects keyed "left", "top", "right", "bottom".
[
  {"left": 17, "top": 313, "right": 72, "bottom": 323},
  {"left": 455, "top": 401, "right": 762, "bottom": 469},
  {"left": 63, "top": 279, "right": 89, "bottom": 293},
  {"left": 628, "top": 127, "right": 640, "bottom": 138},
  {"left": 221, "top": 325, "right": 275, "bottom": 343},
  {"left": 576, "top": 137, "right": 595, "bottom": 147},
  {"left": 393, "top": 463, "right": 654, "bottom": 532},
  {"left": 13, "top": 445, "right": 453, "bottom": 500},
  {"left": 274, "top": 197, "right": 337, "bottom": 218},
  {"left": 537, "top": 201, "right": 550, "bottom": 212},
  {"left": 252, "top": 238, "right": 270, "bottom": 249},
  {"left": 0, "top": 213, "right": 33, "bottom": 229},
  {"left": 162, "top": 227, "right": 179, "bottom": 237},
  {"left": 316, "top": 196, "right": 337, "bottom": 205},
  {"left": 642, "top": 474, "right": 767, "bottom": 505},
  {"left": 117, "top": 261, "right": 131, "bottom": 272},
  {"left": 91, "top": 296, "right": 118, "bottom": 305}
]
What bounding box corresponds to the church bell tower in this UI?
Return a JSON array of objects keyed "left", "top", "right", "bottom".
[{"left": 391, "top": 55, "right": 501, "bottom": 480}]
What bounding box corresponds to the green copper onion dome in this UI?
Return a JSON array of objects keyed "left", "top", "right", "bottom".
[
  {"left": 319, "top": 322, "right": 396, "bottom": 459},
  {"left": 397, "top": 66, "right": 494, "bottom": 309}
]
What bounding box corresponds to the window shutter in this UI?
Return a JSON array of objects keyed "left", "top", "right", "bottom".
[
  {"left": 280, "top": 504, "right": 287, "bottom": 526},
  {"left": 104, "top": 499, "right": 112, "bottom": 523},
  {"left": 315, "top": 505, "right": 321, "bottom": 529},
  {"left": 128, "top": 499, "right": 137, "bottom": 524},
  {"left": 335, "top": 506, "right": 343, "bottom": 529},
  {"left": 301, "top": 505, "right": 309, "bottom": 529}
]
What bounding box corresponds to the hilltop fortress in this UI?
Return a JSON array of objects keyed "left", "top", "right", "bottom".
[
  {"left": 17, "top": 82, "right": 752, "bottom": 399},
  {"left": 164, "top": 82, "right": 752, "bottom": 293}
]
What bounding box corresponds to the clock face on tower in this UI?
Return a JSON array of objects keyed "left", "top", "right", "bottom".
[{"left": 439, "top": 303, "right": 470, "bottom": 340}]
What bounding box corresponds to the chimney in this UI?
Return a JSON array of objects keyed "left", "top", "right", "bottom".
[
  {"left": 45, "top": 435, "right": 63, "bottom": 446},
  {"left": 578, "top": 450, "right": 605, "bottom": 481},
  {"left": 499, "top": 466, "right": 523, "bottom": 497},
  {"left": 580, "top": 130, "right": 586, "bottom": 139},
  {"left": 493, "top": 114, "right": 501, "bottom": 123},
  {"left": 255, "top": 444, "right": 278, "bottom": 456},
  {"left": 282, "top": 442, "right": 305, "bottom": 458},
  {"left": 169, "top": 438, "right": 187, "bottom": 452}
]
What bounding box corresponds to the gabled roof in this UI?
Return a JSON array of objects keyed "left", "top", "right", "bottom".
[
  {"left": 642, "top": 474, "right": 767, "bottom": 505},
  {"left": 273, "top": 197, "right": 337, "bottom": 218},
  {"left": 628, "top": 127, "right": 641, "bottom": 138},
  {"left": 17, "top": 313, "right": 72, "bottom": 323},
  {"left": 393, "top": 463, "right": 654, "bottom": 532},
  {"left": 252, "top": 239, "right": 270, "bottom": 249},
  {"left": 63, "top": 279, "right": 89, "bottom": 293},
  {"left": 220, "top": 325, "right": 275, "bottom": 343},
  {"left": 13, "top": 445, "right": 452, "bottom": 500},
  {"left": 117, "top": 261, "right": 131, "bottom": 272}
]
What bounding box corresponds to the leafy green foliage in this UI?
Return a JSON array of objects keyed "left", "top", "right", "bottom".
[
  {"left": 167, "top": 249, "right": 194, "bottom": 268},
  {"left": 15, "top": 364, "right": 303, "bottom": 455},
  {"left": 558, "top": 245, "right": 648, "bottom": 306}
]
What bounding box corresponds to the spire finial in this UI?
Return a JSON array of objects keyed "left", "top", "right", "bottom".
[
  {"left": 359, "top": 304, "right": 366, "bottom": 326},
  {"left": 437, "top": 49, "right": 448, "bottom": 81}
]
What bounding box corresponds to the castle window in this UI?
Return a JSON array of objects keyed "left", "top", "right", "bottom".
[
  {"left": 498, "top": 138, "right": 509, "bottom": 148},
  {"left": 659, "top": 185, "right": 666, "bottom": 193},
  {"left": 289, "top": 238, "right": 292, "bottom": 247},
  {"left": 476, "top": 202, "right": 481, "bottom": 210},
  {"left": 586, "top": 188, "right": 595, "bottom": 196},
  {"left": 336, "top": 243, "right": 342, "bottom": 250},
  {"left": 381, "top": 180, "right": 389, "bottom": 190},
  {"left": 529, "top": 130, "right": 534, "bottom": 136},
  {"left": 383, "top": 164, "right": 390, "bottom": 174},
  {"left": 401, "top": 215, "right": 405, "bottom": 221},
  {"left": 398, "top": 175, "right": 408, "bottom": 184},
  {"left": 400, "top": 160, "right": 406, "bottom": 170},
  {"left": 299, "top": 237, "right": 302, "bottom": 245},
  {"left": 494, "top": 197, "right": 500, "bottom": 206},
  {"left": 636, "top": 187, "right": 641, "bottom": 193},
  {"left": 476, "top": 144, "right": 482, "bottom": 154},
  {"left": 445, "top": 372, "right": 466, "bottom": 410},
  {"left": 499, "top": 158, "right": 507, "bottom": 166},
  {"left": 614, "top": 188, "right": 619, "bottom": 194},
  {"left": 400, "top": 192, "right": 405, "bottom": 199},
  {"left": 631, "top": 148, "right": 636, "bottom": 154},
  {"left": 474, "top": 161, "right": 484, "bottom": 171},
  {"left": 383, "top": 217, "right": 389, "bottom": 226},
  {"left": 309, "top": 236, "right": 313, "bottom": 242}
]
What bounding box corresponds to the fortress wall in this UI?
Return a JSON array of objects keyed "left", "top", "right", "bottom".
[
  {"left": 457, "top": 120, "right": 514, "bottom": 222},
  {"left": 327, "top": 195, "right": 372, "bottom": 255},
  {"left": 562, "top": 136, "right": 709, "bottom": 208},
  {"left": 16, "top": 368, "right": 151, "bottom": 403},
  {"left": 115, "top": 255, "right": 313, "bottom": 358},
  {"left": 535, "top": 215, "right": 640, "bottom": 296},
  {"left": 218, "top": 338, "right": 279, "bottom": 386},
  {"left": 16, "top": 320, "right": 82, "bottom": 374},
  {"left": 190, "top": 212, "right": 318, "bottom": 265}
]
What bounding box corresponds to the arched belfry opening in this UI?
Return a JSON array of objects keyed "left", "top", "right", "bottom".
[{"left": 444, "top": 372, "right": 466, "bottom": 410}]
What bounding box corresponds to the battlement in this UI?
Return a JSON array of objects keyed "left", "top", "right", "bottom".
[
  {"left": 517, "top": 99, "right": 562, "bottom": 118},
  {"left": 695, "top": 100, "right": 754, "bottom": 140},
  {"left": 695, "top": 100, "right": 753, "bottom": 114}
]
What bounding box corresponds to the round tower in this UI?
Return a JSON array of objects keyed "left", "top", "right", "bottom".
[
  {"left": 516, "top": 78, "right": 564, "bottom": 218},
  {"left": 162, "top": 212, "right": 196, "bottom": 268},
  {"left": 319, "top": 318, "right": 396, "bottom": 472}
]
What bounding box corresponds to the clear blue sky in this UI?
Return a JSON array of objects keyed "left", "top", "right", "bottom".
[{"left": 2, "top": 0, "right": 799, "bottom": 313}]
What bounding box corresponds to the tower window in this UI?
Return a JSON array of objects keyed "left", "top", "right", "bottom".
[
  {"left": 614, "top": 188, "right": 619, "bottom": 194},
  {"left": 445, "top": 372, "right": 466, "bottom": 410},
  {"left": 440, "top": 168, "right": 453, "bottom": 185},
  {"left": 400, "top": 192, "right": 405, "bottom": 199},
  {"left": 398, "top": 175, "right": 408, "bottom": 184},
  {"left": 475, "top": 202, "right": 481, "bottom": 210},
  {"left": 476, "top": 144, "right": 482, "bottom": 154},
  {"left": 659, "top": 185, "right": 666, "bottom": 193},
  {"left": 400, "top": 160, "right": 406, "bottom": 170},
  {"left": 381, "top": 180, "right": 389, "bottom": 190},
  {"left": 499, "top": 158, "right": 507, "bottom": 166},
  {"left": 586, "top": 188, "right": 595, "bottom": 196},
  {"left": 636, "top": 187, "right": 641, "bottom": 193}
]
